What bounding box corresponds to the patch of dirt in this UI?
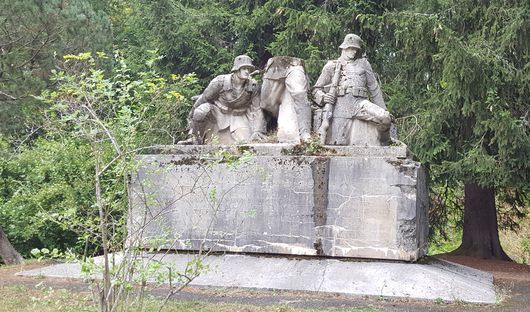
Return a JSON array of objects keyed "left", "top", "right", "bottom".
[
  {"left": 0, "top": 261, "right": 90, "bottom": 292},
  {"left": 435, "top": 254, "right": 530, "bottom": 282}
]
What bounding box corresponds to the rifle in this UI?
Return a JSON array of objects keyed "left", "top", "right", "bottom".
[{"left": 318, "top": 60, "right": 342, "bottom": 144}]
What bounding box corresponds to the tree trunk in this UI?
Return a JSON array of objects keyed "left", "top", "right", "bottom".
[
  {"left": 95, "top": 147, "right": 112, "bottom": 312},
  {"left": 0, "top": 227, "right": 23, "bottom": 265},
  {"left": 453, "top": 183, "right": 511, "bottom": 260}
]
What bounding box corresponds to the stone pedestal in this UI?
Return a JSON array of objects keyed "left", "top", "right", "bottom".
[{"left": 129, "top": 143, "right": 428, "bottom": 261}]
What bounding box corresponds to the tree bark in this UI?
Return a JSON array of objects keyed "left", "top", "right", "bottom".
[
  {"left": 453, "top": 183, "right": 511, "bottom": 260},
  {"left": 0, "top": 227, "right": 24, "bottom": 265}
]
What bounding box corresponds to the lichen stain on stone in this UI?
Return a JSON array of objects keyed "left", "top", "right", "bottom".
[
  {"left": 392, "top": 183, "right": 416, "bottom": 195},
  {"left": 386, "top": 159, "right": 418, "bottom": 179},
  {"left": 386, "top": 159, "right": 403, "bottom": 167},
  {"left": 168, "top": 156, "right": 203, "bottom": 166},
  {"left": 291, "top": 156, "right": 313, "bottom": 167},
  {"left": 281, "top": 143, "right": 338, "bottom": 157},
  {"left": 271, "top": 156, "right": 312, "bottom": 167},
  {"left": 397, "top": 220, "right": 417, "bottom": 250},
  {"left": 311, "top": 157, "right": 330, "bottom": 255},
  {"left": 236, "top": 145, "right": 256, "bottom": 154}
]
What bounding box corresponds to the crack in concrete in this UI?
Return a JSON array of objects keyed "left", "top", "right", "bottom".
[{"left": 316, "top": 260, "right": 329, "bottom": 292}]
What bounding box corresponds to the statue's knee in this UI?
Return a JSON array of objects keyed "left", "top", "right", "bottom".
[
  {"left": 379, "top": 112, "right": 392, "bottom": 130},
  {"left": 193, "top": 104, "right": 211, "bottom": 121},
  {"left": 382, "top": 113, "right": 391, "bottom": 126}
]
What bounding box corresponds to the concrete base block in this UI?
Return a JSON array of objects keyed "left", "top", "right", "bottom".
[{"left": 129, "top": 143, "right": 428, "bottom": 261}]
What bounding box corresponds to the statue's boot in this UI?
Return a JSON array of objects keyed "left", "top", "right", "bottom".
[
  {"left": 190, "top": 120, "right": 206, "bottom": 145},
  {"left": 177, "top": 137, "right": 196, "bottom": 145}
]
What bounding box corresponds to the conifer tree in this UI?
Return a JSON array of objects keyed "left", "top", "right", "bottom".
[
  {"left": 0, "top": 0, "right": 112, "bottom": 136},
  {"left": 384, "top": 0, "right": 529, "bottom": 259},
  {"left": 129, "top": 0, "right": 400, "bottom": 80}
]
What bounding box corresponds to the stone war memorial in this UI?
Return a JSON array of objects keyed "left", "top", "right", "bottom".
[
  {"left": 119, "top": 33, "right": 493, "bottom": 304},
  {"left": 130, "top": 34, "right": 429, "bottom": 262},
  {"left": 16, "top": 34, "right": 497, "bottom": 305}
]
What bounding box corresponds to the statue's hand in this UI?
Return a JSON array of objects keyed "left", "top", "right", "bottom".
[
  {"left": 250, "top": 132, "right": 267, "bottom": 142},
  {"left": 323, "top": 93, "right": 336, "bottom": 105}
]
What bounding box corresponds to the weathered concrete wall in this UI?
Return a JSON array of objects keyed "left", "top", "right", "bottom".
[{"left": 129, "top": 143, "right": 428, "bottom": 261}]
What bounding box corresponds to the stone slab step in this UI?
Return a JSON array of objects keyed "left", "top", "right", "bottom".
[{"left": 17, "top": 254, "right": 496, "bottom": 304}]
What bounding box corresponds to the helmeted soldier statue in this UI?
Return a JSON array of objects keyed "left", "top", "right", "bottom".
[
  {"left": 178, "top": 55, "right": 265, "bottom": 145},
  {"left": 313, "top": 34, "right": 392, "bottom": 146}
]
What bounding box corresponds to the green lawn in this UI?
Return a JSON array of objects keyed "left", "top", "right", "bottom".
[{"left": 0, "top": 285, "right": 381, "bottom": 312}]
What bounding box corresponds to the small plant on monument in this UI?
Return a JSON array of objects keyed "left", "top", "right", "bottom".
[
  {"left": 38, "top": 51, "right": 204, "bottom": 312},
  {"left": 207, "top": 148, "right": 254, "bottom": 169},
  {"left": 284, "top": 134, "right": 336, "bottom": 156}
]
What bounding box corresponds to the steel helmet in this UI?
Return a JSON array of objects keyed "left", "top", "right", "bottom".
[
  {"left": 231, "top": 55, "right": 256, "bottom": 72},
  {"left": 339, "top": 34, "right": 363, "bottom": 50}
]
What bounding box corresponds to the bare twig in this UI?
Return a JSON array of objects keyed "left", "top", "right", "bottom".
[
  {"left": 0, "top": 90, "right": 17, "bottom": 100},
  {"left": 82, "top": 100, "right": 122, "bottom": 156}
]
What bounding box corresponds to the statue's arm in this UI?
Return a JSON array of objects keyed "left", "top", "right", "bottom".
[
  {"left": 198, "top": 76, "right": 224, "bottom": 105},
  {"left": 187, "top": 75, "right": 224, "bottom": 122},
  {"left": 363, "top": 59, "right": 386, "bottom": 109},
  {"left": 312, "top": 61, "right": 335, "bottom": 106}
]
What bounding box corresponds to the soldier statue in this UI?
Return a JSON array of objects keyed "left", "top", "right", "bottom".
[
  {"left": 259, "top": 56, "right": 312, "bottom": 143},
  {"left": 313, "top": 34, "right": 392, "bottom": 146},
  {"left": 178, "top": 55, "right": 265, "bottom": 145}
]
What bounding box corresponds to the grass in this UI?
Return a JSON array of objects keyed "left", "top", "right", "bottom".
[
  {"left": 500, "top": 215, "right": 530, "bottom": 264},
  {"left": 0, "top": 285, "right": 382, "bottom": 312},
  {"left": 427, "top": 226, "right": 462, "bottom": 256},
  {"left": 428, "top": 214, "right": 530, "bottom": 264},
  {"left": 0, "top": 285, "right": 95, "bottom": 312}
]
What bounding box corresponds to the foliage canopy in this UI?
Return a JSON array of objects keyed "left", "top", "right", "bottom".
[{"left": 0, "top": 0, "right": 528, "bottom": 260}]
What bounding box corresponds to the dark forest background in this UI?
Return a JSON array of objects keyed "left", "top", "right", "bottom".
[{"left": 1, "top": 0, "right": 528, "bottom": 263}]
